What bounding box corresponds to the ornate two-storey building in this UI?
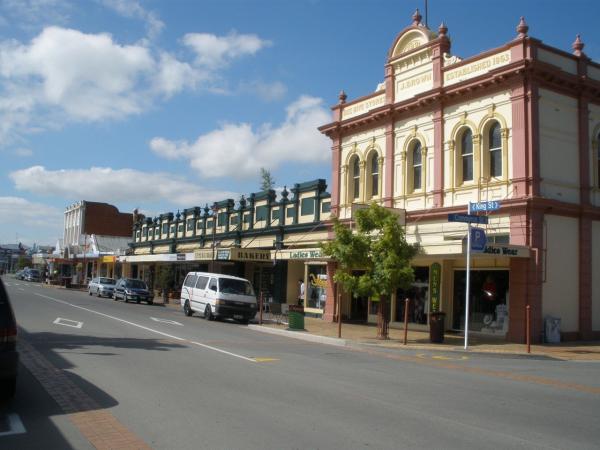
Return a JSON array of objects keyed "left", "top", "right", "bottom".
[{"left": 319, "top": 11, "right": 600, "bottom": 342}]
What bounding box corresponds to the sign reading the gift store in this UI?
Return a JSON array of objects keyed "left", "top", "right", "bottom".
[{"left": 429, "top": 262, "right": 441, "bottom": 313}]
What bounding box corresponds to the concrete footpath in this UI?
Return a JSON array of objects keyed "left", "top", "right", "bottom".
[
  {"left": 247, "top": 315, "right": 600, "bottom": 362},
  {"left": 37, "top": 282, "right": 600, "bottom": 362}
]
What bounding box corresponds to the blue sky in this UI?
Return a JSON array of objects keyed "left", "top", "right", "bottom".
[{"left": 1, "top": 0, "right": 599, "bottom": 246}]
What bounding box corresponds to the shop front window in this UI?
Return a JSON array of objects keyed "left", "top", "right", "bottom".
[
  {"left": 395, "top": 266, "right": 429, "bottom": 325},
  {"left": 307, "top": 265, "right": 327, "bottom": 309},
  {"left": 452, "top": 269, "right": 509, "bottom": 334}
]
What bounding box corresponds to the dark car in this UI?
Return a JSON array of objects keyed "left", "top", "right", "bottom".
[
  {"left": 113, "top": 278, "right": 154, "bottom": 304},
  {"left": 0, "top": 278, "right": 18, "bottom": 399},
  {"left": 24, "top": 268, "right": 41, "bottom": 282}
]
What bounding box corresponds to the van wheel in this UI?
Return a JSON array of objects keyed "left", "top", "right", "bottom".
[
  {"left": 183, "top": 301, "right": 193, "bottom": 317},
  {"left": 205, "top": 305, "right": 214, "bottom": 321}
]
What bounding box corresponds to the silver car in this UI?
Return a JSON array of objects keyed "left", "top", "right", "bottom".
[{"left": 88, "top": 277, "right": 117, "bottom": 298}]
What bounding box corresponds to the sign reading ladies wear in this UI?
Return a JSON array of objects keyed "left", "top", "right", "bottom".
[{"left": 429, "top": 263, "right": 441, "bottom": 313}]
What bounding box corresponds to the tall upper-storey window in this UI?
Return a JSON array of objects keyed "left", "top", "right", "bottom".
[
  {"left": 461, "top": 129, "right": 473, "bottom": 183},
  {"left": 489, "top": 122, "right": 502, "bottom": 178},
  {"left": 412, "top": 142, "right": 422, "bottom": 191},
  {"left": 370, "top": 154, "right": 379, "bottom": 197},
  {"left": 352, "top": 157, "right": 360, "bottom": 200},
  {"left": 597, "top": 131, "right": 600, "bottom": 187}
]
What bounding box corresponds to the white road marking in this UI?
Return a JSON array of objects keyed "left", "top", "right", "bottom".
[
  {"left": 34, "top": 293, "right": 256, "bottom": 363},
  {"left": 0, "top": 413, "right": 27, "bottom": 436},
  {"left": 18, "top": 288, "right": 25, "bottom": 291},
  {"left": 151, "top": 317, "right": 183, "bottom": 326},
  {"left": 53, "top": 317, "right": 83, "bottom": 329}
]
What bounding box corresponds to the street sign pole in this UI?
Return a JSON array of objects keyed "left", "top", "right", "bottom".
[
  {"left": 465, "top": 221, "right": 471, "bottom": 350},
  {"left": 464, "top": 204, "right": 472, "bottom": 350}
]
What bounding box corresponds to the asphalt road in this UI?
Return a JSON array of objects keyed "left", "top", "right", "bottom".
[{"left": 1, "top": 277, "right": 599, "bottom": 450}]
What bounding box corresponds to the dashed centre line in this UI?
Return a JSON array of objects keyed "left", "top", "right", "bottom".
[{"left": 34, "top": 292, "right": 262, "bottom": 363}]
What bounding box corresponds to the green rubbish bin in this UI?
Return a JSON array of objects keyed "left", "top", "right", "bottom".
[
  {"left": 429, "top": 312, "right": 446, "bottom": 343},
  {"left": 288, "top": 305, "right": 305, "bottom": 330}
]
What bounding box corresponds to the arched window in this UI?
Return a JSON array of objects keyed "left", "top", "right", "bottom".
[
  {"left": 489, "top": 122, "right": 502, "bottom": 177},
  {"left": 461, "top": 129, "right": 473, "bottom": 182},
  {"left": 370, "top": 154, "right": 379, "bottom": 197},
  {"left": 352, "top": 157, "right": 360, "bottom": 200},
  {"left": 597, "top": 131, "right": 600, "bottom": 187},
  {"left": 412, "top": 142, "right": 422, "bottom": 191}
]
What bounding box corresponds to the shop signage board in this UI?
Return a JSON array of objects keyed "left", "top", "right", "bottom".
[
  {"left": 273, "top": 248, "right": 326, "bottom": 260},
  {"left": 229, "top": 248, "right": 271, "bottom": 262},
  {"left": 429, "top": 262, "right": 441, "bottom": 313}
]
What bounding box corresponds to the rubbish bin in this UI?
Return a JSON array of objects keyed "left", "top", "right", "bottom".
[
  {"left": 429, "top": 312, "right": 446, "bottom": 343},
  {"left": 544, "top": 316, "right": 561, "bottom": 343},
  {"left": 288, "top": 305, "right": 305, "bottom": 330}
]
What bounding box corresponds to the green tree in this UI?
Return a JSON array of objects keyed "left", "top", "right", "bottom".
[
  {"left": 260, "top": 168, "right": 275, "bottom": 191},
  {"left": 156, "top": 265, "right": 175, "bottom": 303},
  {"left": 17, "top": 256, "right": 30, "bottom": 270},
  {"left": 321, "top": 203, "right": 418, "bottom": 339}
]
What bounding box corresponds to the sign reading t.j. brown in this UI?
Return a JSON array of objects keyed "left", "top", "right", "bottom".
[{"left": 429, "top": 262, "right": 441, "bottom": 313}]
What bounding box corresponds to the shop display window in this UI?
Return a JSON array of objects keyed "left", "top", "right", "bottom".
[
  {"left": 307, "top": 265, "right": 327, "bottom": 309},
  {"left": 395, "top": 267, "right": 429, "bottom": 325},
  {"left": 452, "top": 269, "right": 509, "bottom": 334}
]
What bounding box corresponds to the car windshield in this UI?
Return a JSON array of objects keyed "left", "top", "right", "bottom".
[
  {"left": 218, "top": 279, "right": 254, "bottom": 296},
  {"left": 28, "top": 270, "right": 40, "bottom": 276},
  {"left": 126, "top": 280, "right": 147, "bottom": 289},
  {"left": 99, "top": 278, "right": 116, "bottom": 285}
]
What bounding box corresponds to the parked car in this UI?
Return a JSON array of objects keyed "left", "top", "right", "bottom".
[
  {"left": 24, "top": 269, "right": 41, "bottom": 282},
  {"left": 113, "top": 278, "right": 154, "bottom": 304},
  {"left": 14, "top": 270, "right": 23, "bottom": 280},
  {"left": 0, "top": 278, "right": 18, "bottom": 400},
  {"left": 180, "top": 272, "right": 257, "bottom": 324},
  {"left": 88, "top": 277, "right": 116, "bottom": 298}
]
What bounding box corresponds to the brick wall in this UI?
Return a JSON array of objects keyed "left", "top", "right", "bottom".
[{"left": 83, "top": 202, "right": 133, "bottom": 237}]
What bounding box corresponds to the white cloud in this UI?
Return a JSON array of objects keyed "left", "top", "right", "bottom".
[
  {"left": 150, "top": 96, "right": 331, "bottom": 179},
  {"left": 0, "top": 196, "right": 62, "bottom": 228},
  {"left": 0, "top": 26, "right": 274, "bottom": 145},
  {"left": 100, "top": 0, "right": 164, "bottom": 40},
  {"left": 0, "top": 0, "right": 71, "bottom": 29},
  {"left": 183, "top": 31, "right": 271, "bottom": 68},
  {"left": 240, "top": 80, "right": 287, "bottom": 102},
  {"left": 14, "top": 147, "right": 33, "bottom": 157},
  {"left": 9, "top": 165, "right": 239, "bottom": 206}
]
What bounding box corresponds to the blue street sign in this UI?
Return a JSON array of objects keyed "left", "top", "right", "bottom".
[
  {"left": 470, "top": 227, "right": 487, "bottom": 252},
  {"left": 447, "top": 213, "right": 489, "bottom": 224},
  {"left": 469, "top": 201, "right": 501, "bottom": 213}
]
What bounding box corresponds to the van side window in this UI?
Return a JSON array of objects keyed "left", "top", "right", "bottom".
[
  {"left": 195, "top": 276, "right": 209, "bottom": 289},
  {"left": 208, "top": 278, "right": 218, "bottom": 292},
  {"left": 184, "top": 275, "right": 198, "bottom": 288}
]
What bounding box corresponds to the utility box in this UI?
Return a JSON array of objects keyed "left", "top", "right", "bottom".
[{"left": 544, "top": 316, "right": 561, "bottom": 343}]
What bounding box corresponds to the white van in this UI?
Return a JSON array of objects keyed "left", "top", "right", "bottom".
[{"left": 180, "top": 272, "right": 257, "bottom": 324}]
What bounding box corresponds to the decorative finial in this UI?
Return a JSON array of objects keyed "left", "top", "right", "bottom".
[
  {"left": 338, "top": 90, "right": 347, "bottom": 104},
  {"left": 572, "top": 34, "right": 585, "bottom": 57},
  {"left": 438, "top": 21, "right": 448, "bottom": 37},
  {"left": 516, "top": 16, "right": 529, "bottom": 39},
  {"left": 281, "top": 186, "right": 289, "bottom": 200},
  {"left": 239, "top": 195, "right": 246, "bottom": 208},
  {"left": 175, "top": 210, "right": 181, "bottom": 220},
  {"left": 203, "top": 203, "right": 209, "bottom": 215},
  {"left": 412, "top": 8, "right": 422, "bottom": 26}
]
